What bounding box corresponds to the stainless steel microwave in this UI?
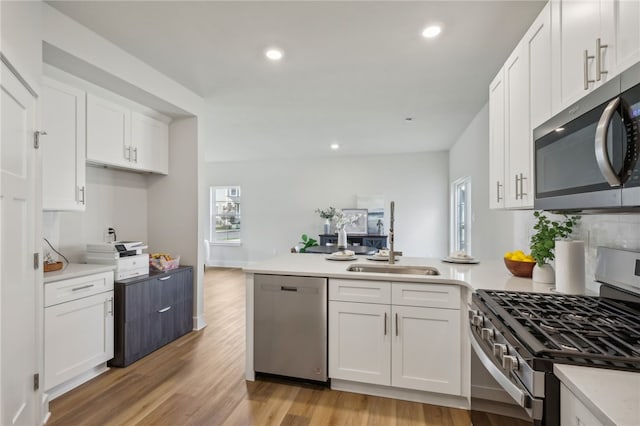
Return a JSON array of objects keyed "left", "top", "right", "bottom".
[{"left": 533, "top": 62, "right": 640, "bottom": 212}]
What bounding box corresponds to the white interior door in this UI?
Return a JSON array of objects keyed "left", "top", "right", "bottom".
[{"left": 1, "top": 60, "right": 39, "bottom": 426}]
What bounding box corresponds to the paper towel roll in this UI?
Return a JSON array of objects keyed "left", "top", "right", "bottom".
[{"left": 555, "top": 240, "right": 585, "bottom": 294}]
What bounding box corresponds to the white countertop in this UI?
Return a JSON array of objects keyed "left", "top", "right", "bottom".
[
  {"left": 244, "top": 253, "right": 562, "bottom": 293},
  {"left": 555, "top": 364, "right": 640, "bottom": 426},
  {"left": 43, "top": 263, "right": 115, "bottom": 283}
]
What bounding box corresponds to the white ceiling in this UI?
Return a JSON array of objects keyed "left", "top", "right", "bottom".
[{"left": 48, "top": 1, "right": 546, "bottom": 162}]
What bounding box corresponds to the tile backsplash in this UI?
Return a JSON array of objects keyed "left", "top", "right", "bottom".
[{"left": 513, "top": 211, "right": 640, "bottom": 290}]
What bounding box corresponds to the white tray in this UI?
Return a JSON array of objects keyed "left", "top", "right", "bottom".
[{"left": 442, "top": 256, "right": 480, "bottom": 264}]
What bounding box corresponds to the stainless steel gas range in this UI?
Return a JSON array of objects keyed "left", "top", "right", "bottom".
[{"left": 469, "top": 247, "right": 640, "bottom": 426}]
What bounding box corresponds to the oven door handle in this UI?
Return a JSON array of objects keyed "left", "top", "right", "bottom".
[
  {"left": 469, "top": 329, "right": 542, "bottom": 420},
  {"left": 595, "top": 97, "right": 622, "bottom": 187}
]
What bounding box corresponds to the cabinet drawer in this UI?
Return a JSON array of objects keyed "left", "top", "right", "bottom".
[
  {"left": 391, "top": 282, "right": 460, "bottom": 310},
  {"left": 45, "top": 271, "right": 114, "bottom": 307},
  {"left": 329, "top": 279, "right": 390, "bottom": 304}
]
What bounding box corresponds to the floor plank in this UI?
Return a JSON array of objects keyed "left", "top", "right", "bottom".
[{"left": 47, "top": 267, "right": 526, "bottom": 425}]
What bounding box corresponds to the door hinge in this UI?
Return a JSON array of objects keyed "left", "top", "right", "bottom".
[
  {"left": 33, "top": 373, "right": 39, "bottom": 391},
  {"left": 33, "top": 131, "right": 47, "bottom": 149},
  {"left": 33, "top": 252, "right": 39, "bottom": 270}
]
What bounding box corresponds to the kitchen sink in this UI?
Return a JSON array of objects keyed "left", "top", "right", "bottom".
[{"left": 347, "top": 264, "right": 440, "bottom": 275}]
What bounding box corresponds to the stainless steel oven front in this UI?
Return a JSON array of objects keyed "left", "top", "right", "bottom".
[{"left": 468, "top": 304, "right": 548, "bottom": 426}]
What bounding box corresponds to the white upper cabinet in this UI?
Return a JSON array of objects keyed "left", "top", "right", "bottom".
[
  {"left": 551, "top": 0, "right": 616, "bottom": 113},
  {"left": 131, "top": 111, "right": 169, "bottom": 175},
  {"left": 489, "top": 69, "right": 506, "bottom": 209},
  {"left": 528, "top": 3, "right": 553, "bottom": 130},
  {"left": 608, "top": 0, "right": 640, "bottom": 76},
  {"left": 504, "top": 41, "right": 533, "bottom": 209},
  {"left": 490, "top": 3, "right": 550, "bottom": 210},
  {"left": 42, "top": 78, "right": 87, "bottom": 211},
  {"left": 87, "top": 93, "right": 169, "bottom": 174},
  {"left": 86, "top": 93, "right": 131, "bottom": 169}
]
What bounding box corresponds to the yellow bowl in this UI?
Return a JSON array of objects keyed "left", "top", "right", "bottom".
[{"left": 504, "top": 258, "right": 535, "bottom": 278}]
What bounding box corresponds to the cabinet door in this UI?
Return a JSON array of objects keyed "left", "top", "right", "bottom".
[
  {"left": 86, "top": 93, "right": 131, "bottom": 168},
  {"left": 527, "top": 3, "right": 552, "bottom": 130},
  {"left": 329, "top": 301, "right": 391, "bottom": 385},
  {"left": 504, "top": 41, "right": 533, "bottom": 208},
  {"left": 42, "top": 78, "right": 86, "bottom": 211},
  {"left": 131, "top": 111, "right": 169, "bottom": 174},
  {"left": 560, "top": 383, "right": 604, "bottom": 426},
  {"left": 609, "top": 0, "right": 640, "bottom": 75},
  {"left": 489, "top": 68, "right": 506, "bottom": 209},
  {"left": 44, "top": 292, "right": 114, "bottom": 390},
  {"left": 363, "top": 236, "right": 386, "bottom": 249},
  {"left": 551, "top": 0, "right": 610, "bottom": 112},
  {"left": 391, "top": 305, "right": 461, "bottom": 395},
  {"left": 118, "top": 280, "right": 160, "bottom": 366}
]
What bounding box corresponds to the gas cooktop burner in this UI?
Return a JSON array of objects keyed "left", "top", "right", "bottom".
[{"left": 476, "top": 290, "right": 640, "bottom": 369}]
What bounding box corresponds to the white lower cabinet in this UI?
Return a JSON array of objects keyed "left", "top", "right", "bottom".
[
  {"left": 560, "top": 383, "right": 604, "bottom": 426},
  {"left": 391, "top": 305, "right": 460, "bottom": 395},
  {"left": 44, "top": 271, "right": 114, "bottom": 393},
  {"left": 328, "top": 279, "right": 461, "bottom": 396},
  {"left": 329, "top": 301, "right": 390, "bottom": 385}
]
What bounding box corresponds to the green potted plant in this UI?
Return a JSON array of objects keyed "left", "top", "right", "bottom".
[
  {"left": 299, "top": 234, "right": 318, "bottom": 253},
  {"left": 529, "top": 211, "right": 579, "bottom": 283},
  {"left": 315, "top": 207, "right": 337, "bottom": 234}
]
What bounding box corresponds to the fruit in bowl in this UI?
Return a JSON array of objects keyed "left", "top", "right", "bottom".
[{"left": 504, "top": 250, "right": 535, "bottom": 278}]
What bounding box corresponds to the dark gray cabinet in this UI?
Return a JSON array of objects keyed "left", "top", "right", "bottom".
[
  {"left": 111, "top": 266, "right": 193, "bottom": 367},
  {"left": 319, "top": 234, "right": 387, "bottom": 249}
]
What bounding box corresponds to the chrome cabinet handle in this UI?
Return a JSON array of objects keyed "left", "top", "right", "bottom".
[
  {"left": 384, "top": 312, "right": 387, "bottom": 336},
  {"left": 395, "top": 313, "right": 399, "bottom": 337},
  {"left": 596, "top": 38, "right": 608, "bottom": 81},
  {"left": 595, "top": 97, "right": 623, "bottom": 187},
  {"left": 519, "top": 173, "right": 527, "bottom": 198},
  {"left": 496, "top": 181, "right": 503, "bottom": 203},
  {"left": 514, "top": 174, "right": 520, "bottom": 200},
  {"left": 72, "top": 284, "right": 94, "bottom": 292},
  {"left": 584, "top": 50, "right": 595, "bottom": 90},
  {"left": 124, "top": 145, "right": 131, "bottom": 160},
  {"left": 158, "top": 306, "right": 172, "bottom": 313},
  {"left": 78, "top": 186, "right": 86, "bottom": 204},
  {"left": 159, "top": 276, "right": 171, "bottom": 281},
  {"left": 133, "top": 147, "right": 138, "bottom": 163},
  {"left": 106, "top": 297, "right": 113, "bottom": 315}
]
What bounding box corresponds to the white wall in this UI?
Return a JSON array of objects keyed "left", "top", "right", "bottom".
[
  {"left": 43, "top": 167, "right": 148, "bottom": 262},
  {"left": 205, "top": 152, "right": 450, "bottom": 266},
  {"left": 449, "top": 103, "right": 514, "bottom": 259}
]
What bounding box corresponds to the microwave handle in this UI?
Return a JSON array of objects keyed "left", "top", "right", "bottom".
[{"left": 595, "top": 97, "right": 622, "bottom": 187}]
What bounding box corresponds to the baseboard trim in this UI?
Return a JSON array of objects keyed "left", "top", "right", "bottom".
[
  {"left": 331, "top": 379, "right": 469, "bottom": 410},
  {"left": 46, "top": 364, "right": 109, "bottom": 401},
  {"left": 193, "top": 314, "right": 207, "bottom": 330}
]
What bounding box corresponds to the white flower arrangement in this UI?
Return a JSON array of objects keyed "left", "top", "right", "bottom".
[{"left": 334, "top": 210, "right": 358, "bottom": 231}]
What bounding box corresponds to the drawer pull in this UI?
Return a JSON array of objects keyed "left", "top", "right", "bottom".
[
  {"left": 72, "top": 284, "right": 94, "bottom": 292},
  {"left": 158, "top": 306, "right": 172, "bottom": 313},
  {"left": 159, "top": 276, "right": 171, "bottom": 281}
]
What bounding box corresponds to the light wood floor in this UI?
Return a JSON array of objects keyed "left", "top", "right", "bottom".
[{"left": 47, "top": 267, "right": 526, "bottom": 426}]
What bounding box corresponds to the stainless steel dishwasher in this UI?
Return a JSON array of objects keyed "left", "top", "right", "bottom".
[{"left": 254, "top": 274, "right": 327, "bottom": 382}]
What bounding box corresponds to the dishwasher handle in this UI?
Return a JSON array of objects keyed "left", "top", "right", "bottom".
[{"left": 281, "top": 286, "right": 298, "bottom": 292}]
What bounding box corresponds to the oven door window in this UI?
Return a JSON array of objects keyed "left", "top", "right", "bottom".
[{"left": 535, "top": 103, "right": 625, "bottom": 198}]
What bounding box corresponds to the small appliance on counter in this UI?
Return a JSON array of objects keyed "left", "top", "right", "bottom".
[{"left": 86, "top": 241, "right": 149, "bottom": 280}]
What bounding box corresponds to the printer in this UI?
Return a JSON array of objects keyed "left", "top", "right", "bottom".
[{"left": 86, "top": 241, "right": 149, "bottom": 280}]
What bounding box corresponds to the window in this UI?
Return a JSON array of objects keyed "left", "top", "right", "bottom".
[
  {"left": 210, "top": 186, "right": 241, "bottom": 245},
  {"left": 451, "top": 177, "right": 471, "bottom": 254}
]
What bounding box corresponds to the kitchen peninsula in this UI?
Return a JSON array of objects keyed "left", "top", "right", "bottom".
[{"left": 244, "top": 253, "right": 556, "bottom": 411}]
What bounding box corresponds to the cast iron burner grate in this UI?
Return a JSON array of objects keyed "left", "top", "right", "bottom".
[{"left": 477, "top": 290, "right": 640, "bottom": 369}]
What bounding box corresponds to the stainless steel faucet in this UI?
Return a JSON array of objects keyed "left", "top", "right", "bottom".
[{"left": 389, "top": 201, "right": 395, "bottom": 264}]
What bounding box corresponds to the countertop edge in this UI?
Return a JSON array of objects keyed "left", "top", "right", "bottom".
[
  {"left": 43, "top": 263, "right": 116, "bottom": 283},
  {"left": 554, "top": 364, "right": 639, "bottom": 426}
]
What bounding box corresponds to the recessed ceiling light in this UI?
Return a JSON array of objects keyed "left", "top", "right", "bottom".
[
  {"left": 422, "top": 25, "right": 442, "bottom": 39},
  {"left": 330, "top": 143, "right": 340, "bottom": 150},
  {"left": 265, "top": 48, "right": 284, "bottom": 61},
  {"left": 555, "top": 127, "right": 565, "bottom": 132}
]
